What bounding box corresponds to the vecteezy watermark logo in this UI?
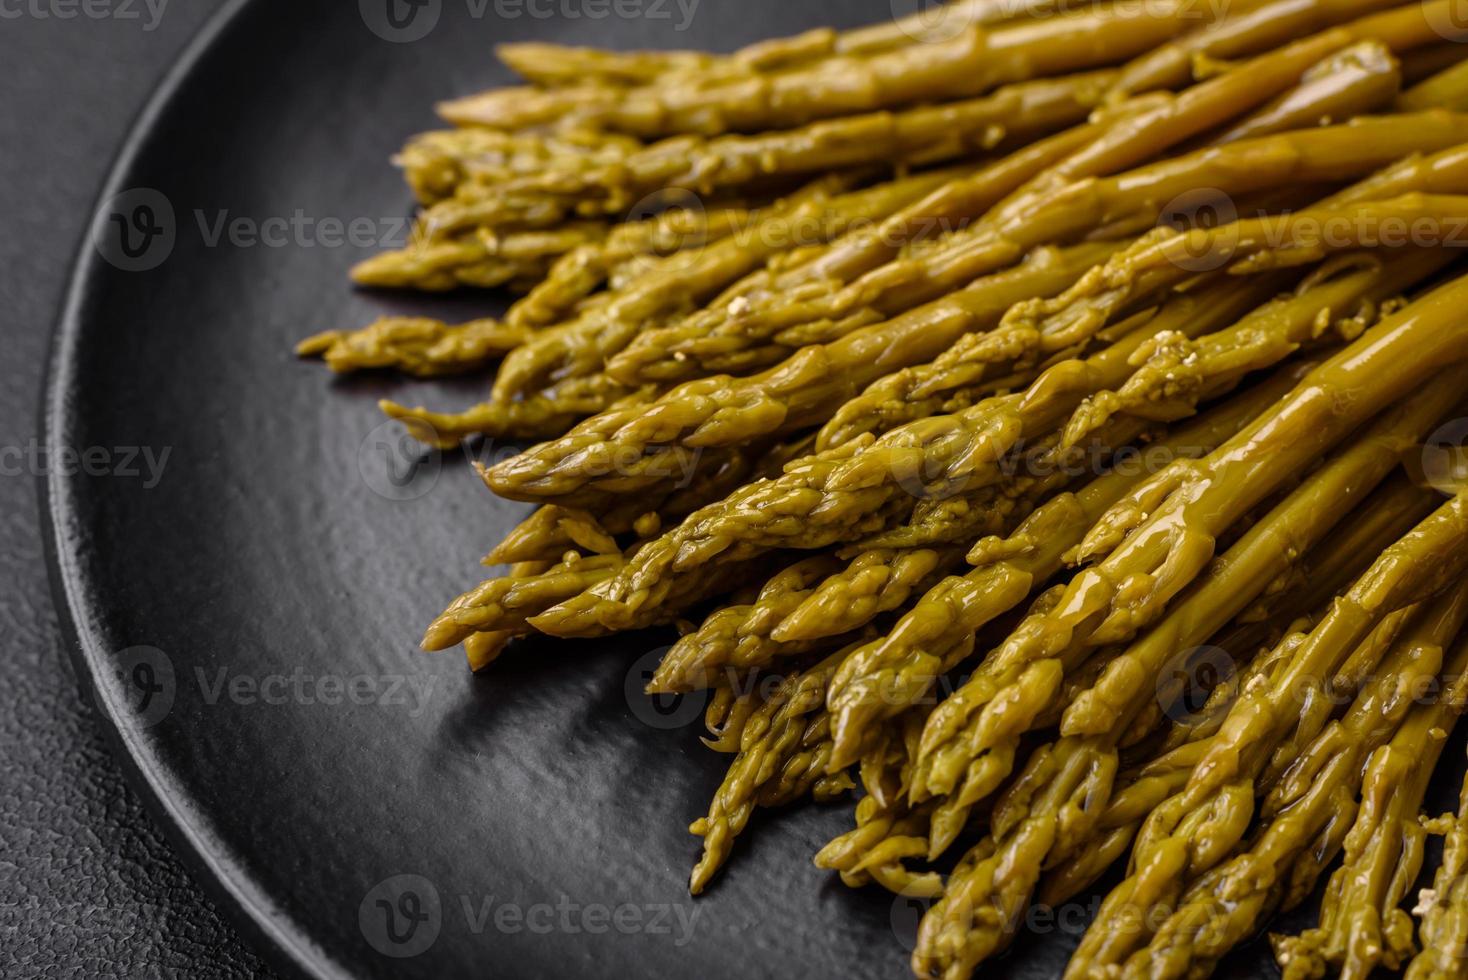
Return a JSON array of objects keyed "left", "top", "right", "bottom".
[
  {"left": 888, "top": 0, "right": 975, "bottom": 43},
  {"left": 104, "top": 645, "right": 176, "bottom": 730},
  {"left": 1426, "top": 0, "right": 1468, "bottom": 41},
  {"left": 1157, "top": 644, "right": 1235, "bottom": 725},
  {"left": 625, "top": 646, "right": 709, "bottom": 730},
  {"left": 890, "top": 891, "right": 933, "bottom": 952},
  {"left": 358, "top": 418, "right": 443, "bottom": 502},
  {"left": 1422, "top": 418, "right": 1468, "bottom": 497},
  {"left": 360, "top": 874, "right": 443, "bottom": 958},
  {"left": 0, "top": 440, "right": 171, "bottom": 487},
  {"left": 1157, "top": 187, "right": 1239, "bottom": 274},
  {"left": 0, "top": 0, "right": 169, "bottom": 31},
  {"left": 196, "top": 666, "right": 438, "bottom": 718},
  {"left": 361, "top": 0, "right": 699, "bottom": 41},
  {"left": 92, "top": 188, "right": 175, "bottom": 272},
  {"left": 623, "top": 188, "right": 708, "bottom": 275},
  {"left": 359, "top": 0, "right": 441, "bottom": 41}
]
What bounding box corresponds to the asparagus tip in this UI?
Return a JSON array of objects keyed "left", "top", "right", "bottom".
[{"left": 295, "top": 330, "right": 339, "bottom": 358}]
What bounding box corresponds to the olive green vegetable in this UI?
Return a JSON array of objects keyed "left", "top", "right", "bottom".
[
  {"left": 688, "top": 645, "right": 860, "bottom": 894},
  {"left": 296, "top": 316, "right": 530, "bottom": 377},
  {"left": 383, "top": 172, "right": 952, "bottom": 447},
  {"left": 825, "top": 365, "right": 1302, "bottom": 780},
  {"left": 440, "top": 2, "right": 1194, "bottom": 136},
  {"left": 488, "top": 242, "right": 1118, "bottom": 501},
  {"left": 424, "top": 73, "right": 1113, "bottom": 239},
  {"left": 350, "top": 223, "right": 606, "bottom": 292}
]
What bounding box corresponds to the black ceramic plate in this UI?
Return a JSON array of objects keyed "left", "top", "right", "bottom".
[{"left": 43, "top": 1, "right": 1468, "bottom": 978}]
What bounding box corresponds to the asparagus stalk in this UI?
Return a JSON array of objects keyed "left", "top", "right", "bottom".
[
  {"left": 423, "top": 552, "right": 624, "bottom": 651},
  {"left": 398, "top": 127, "right": 643, "bottom": 205},
  {"left": 1137, "top": 624, "right": 1468, "bottom": 980},
  {"left": 911, "top": 490, "right": 1468, "bottom": 980},
  {"left": 821, "top": 367, "right": 1301, "bottom": 776},
  {"left": 487, "top": 242, "right": 1118, "bottom": 501},
  {"left": 539, "top": 262, "right": 1468, "bottom": 636},
  {"left": 686, "top": 645, "right": 860, "bottom": 894},
  {"left": 383, "top": 171, "right": 963, "bottom": 448},
  {"left": 1073, "top": 584, "right": 1468, "bottom": 978},
  {"left": 910, "top": 370, "right": 1464, "bottom": 857},
  {"left": 1208, "top": 39, "right": 1401, "bottom": 143},
  {"left": 603, "top": 120, "right": 1113, "bottom": 387},
  {"left": 1037, "top": 477, "right": 1438, "bottom": 909},
  {"left": 504, "top": 204, "right": 756, "bottom": 330},
  {"left": 424, "top": 72, "right": 1114, "bottom": 239},
  {"left": 815, "top": 268, "right": 1289, "bottom": 452},
  {"left": 495, "top": 0, "right": 1066, "bottom": 86},
  {"left": 481, "top": 114, "right": 1468, "bottom": 487},
  {"left": 1269, "top": 586, "right": 1468, "bottom": 980},
  {"left": 1104, "top": 0, "right": 1403, "bottom": 98},
  {"left": 1055, "top": 246, "right": 1455, "bottom": 450},
  {"left": 350, "top": 223, "right": 606, "bottom": 292},
  {"left": 1399, "top": 55, "right": 1468, "bottom": 111},
  {"left": 648, "top": 555, "right": 849, "bottom": 694},
  {"left": 296, "top": 316, "right": 530, "bottom": 377},
  {"left": 440, "top": 2, "right": 1193, "bottom": 137},
  {"left": 1405, "top": 752, "right": 1468, "bottom": 980}
]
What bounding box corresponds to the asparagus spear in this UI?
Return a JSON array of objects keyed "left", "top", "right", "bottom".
[
  {"left": 608, "top": 108, "right": 1468, "bottom": 396},
  {"left": 1405, "top": 752, "right": 1468, "bottom": 980},
  {"left": 504, "top": 203, "right": 756, "bottom": 330},
  {"left": 1269, "top": 586, "right": 1468, "bottom": 980},
  {"left": 1016, "top": 190, "right": 1468, "bottom": 350},
  {"left": 604, "top": 120, "right": 1114, "bottom": 387},
  {"left": 687, "top": 645, "right": 860, "bottom": 894},
  {"left": 1038, "top": 477, "right": 1437, "bottom": 909},
  {"left": 604, "top": 14, "right": 1448, "bottom": 394},
  {"left": 541, "top": 260, "right": 1468, "bottom": 636},
  {"left": 976, "top": 0, "right": 1465, "bottom": 257},
  {"left": 910, "top": 370, "right": 1463, "bottom": 856},
  {"left": 495, "top": 0, "right": 1065, "bottom": 86},
  {"left": 424, "top": 73, "right": 1113, "bottom": 239},
  {"left": 1072, "top": 584, "right": 1468, "bottom": 978},
  {"left": 1104, "top": 0, "right": 1403, "bottom": 98},
  {"left": 1137, "top": 625, "right": 1468, "bottom": 980},
  {"left": 482, "top": 504, "right": 622, "bottom": 566},
  {"left": 1400, "top": 55, "right": 1468, "bottom": 111},
  {"left": 385, "top": 172, "right": 963, "bottom": 448},
  {"left": 1055, "top": 246, "right": 1455, "bottom": 450},
  {"left": 296, "top": 316, "right": 530, "bottom": 377},
  {"left": 912, "top": 491, "right": 1468, "bottom": 980},
  {"left": 821, "top": 367, "right": 1300, "bottom": 774},
  {"left": 814, "top": 267, "right": 1289, "bottom": 452},
  {"left": 397, "top": 127, "right": 643, "bottom": 205},
  {"left": 766, "top": 275, "right": 1306, "bottom": 649},
  {"left": 440, "top": 2, "right": 1193, "bottom": 137},
  {"left": 1154, "top": 474, "right": 1439, "bottom": 755},
  {"left": 422, "top": 552, "right": 624, "bottom": 651},
  {"left": 1159, "top": 491, "right": 1468, "bottom": 841},
  {"left": 350, "top": 223, "right": 605, "bottom": 292},
  {"left": 648, "top": 555, "right": 848, "bottom": 694},
  {"left": 487, "top": 242, "right": 1117, "bottom": 501},
  {"left": 1208, "top": 39, "right": 1401, "bottom": 144}
]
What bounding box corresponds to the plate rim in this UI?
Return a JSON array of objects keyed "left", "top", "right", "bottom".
[{"left": 38, "top": 1, "right": 342, "bottom": 977}]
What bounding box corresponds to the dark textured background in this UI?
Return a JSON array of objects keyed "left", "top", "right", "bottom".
[{"left": 0, "top": 3, "right": 273, "bottom": 976}]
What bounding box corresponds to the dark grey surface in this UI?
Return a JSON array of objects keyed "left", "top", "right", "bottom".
[{"left": 0, "top": 1, "right": 272, "bottom": 978}]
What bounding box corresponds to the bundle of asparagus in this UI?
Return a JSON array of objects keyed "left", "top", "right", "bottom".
[{"left": 301, "top": 1, "right": 1468, "bottom": 977}]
